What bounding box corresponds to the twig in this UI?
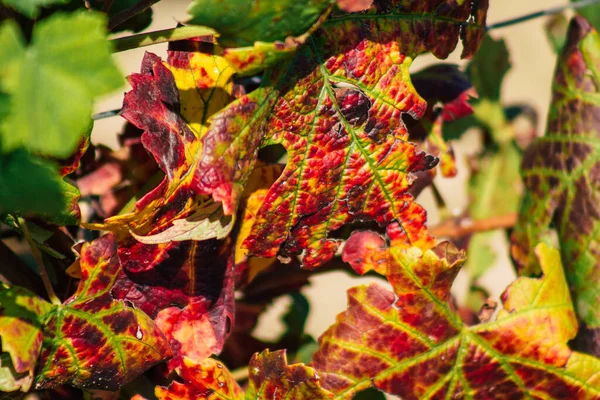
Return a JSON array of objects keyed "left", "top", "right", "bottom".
[
  {"left": 108, "top": 0, "right": 161, "bottom": 31},
  {"left": 111, "top": 25, "right": 216, "bottom": 53},
  {"left": 92, "top": 108, "right": 121, "bottom": 120},
  {"left": 430, "top": 213, "right": 518, "bottom": 239},
  {"left": 18, "top": 218, "right": 61, "bottom": 305},
  {"left": 102, "top": 0, "right": 115, "bottom": 13},
  {"left": 487, "top": 0, "right": 600, "bottom": 31}
]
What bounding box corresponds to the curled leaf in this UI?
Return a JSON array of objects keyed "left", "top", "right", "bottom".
[{"left": 102, "top": 42, "right": 237, "bottom": 243}]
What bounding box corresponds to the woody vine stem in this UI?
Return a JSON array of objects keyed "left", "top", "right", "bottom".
[{"left": 17, "top": 218, "right": 61, "bottom": 305}]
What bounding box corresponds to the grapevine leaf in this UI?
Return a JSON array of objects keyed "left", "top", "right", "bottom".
[
  {"left": 109, "top": 42, "right": 279, "bottom": 227},
  {"left": 246, "top": 350, "right": 334, "bottom": 399},
  {"left": 111, "top": 238, "right": 235, "bottom": 370},
  {"left": 51, "top": 123, "right": 92, "bottom": 225},
  {"left": 0, "top": 122, "right": 88, "bottom": 224},
  {"left": 186, "top": 0, "right": 332, "bottom": 48},
  {"left": 0, "top": 120, "right": 89, "bottom": 224},
  {"left": 35, "top": 234, "right": 171, "bottom": 390},
  {"left": 155, "top": 357, "right": 243, "bottom": 400},
  {"left": 512, "top": 16, "right": 600, "bottom": 354},
  {"left": 312, "top": 232, "right": 600, "bottom": 399},
  {"left": 242, "top": 0, "right": 488, "bottom": 268},
  {"left": 104, "top": 43, "right": 236, "bottom": 242},
  {"left": 409, "top": 64, "right": 476, "bottom": 177},
  {"left": 572, "top": 0, "right": 600, "bottom": 31},
  {"left": 467, "top": 35, "right": 510, "bottom": 102},
  {"left": 221, "top": 9, "right": 332, "bottom": 76},
  {"left": 0, "top": 286, "right": 53, "bottom": 392},
  {"left": 0, "top": 150, "right": 66, "bottom": 217},
  {"left": 0, "top": 13, "right": 122, "bottom": 158},
  {"left": 411, "top": 64, "right": 475, "bottom": 123},
  {"left": 0, "top": 0, "right": 69, "bottom": 18}
]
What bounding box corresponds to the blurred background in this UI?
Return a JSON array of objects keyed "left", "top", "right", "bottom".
[{"left": 92, "top": 0, "right": 570, "bottom": 347}]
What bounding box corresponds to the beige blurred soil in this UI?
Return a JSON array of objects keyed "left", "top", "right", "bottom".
[{"left": 93, "top": 0, "right": 569, "bottom": 369}]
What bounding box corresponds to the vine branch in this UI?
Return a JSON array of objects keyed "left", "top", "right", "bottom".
[
  {"left": 92, "top": 108, "right": 121, "bottom": 120},
  {"left": 18, "top": 218, "right": 61, "bottom": 305},
  {"left": 430, "top": 213, "right": 518, "bottom": 239},
  {"left": 487, "top": 0, "right": 600, "bottom": 31}
]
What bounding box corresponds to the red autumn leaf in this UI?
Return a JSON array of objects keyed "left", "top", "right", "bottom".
[
  {"left": 410, "top": 64, "right": 476, "bottom": 124},
  {"left": 111, "top": 238, "right": 235, "bottom": 370},
  {"left": 155, "top": 357, "right": 243, "bottom": 400},
  {"left": 246, "top": 350, "right": 334, "bottom": 399},
  {"left": 311, "top": 232, "right": 600, "bottom": 398},
  {"left": 34, "top": 234, "right": 171, "bottom": 391},
  {"left": 407, "top": 63, "right": 476, "bottom": 177},
  {"left": 153, "top": 350, "right": 333, "bottom": 400},
  {"left": 241, "top": 0, "right": 488, "bottom": 268},
  {"left": 100, "top": 41, "right": 237, "bottom": 243}
]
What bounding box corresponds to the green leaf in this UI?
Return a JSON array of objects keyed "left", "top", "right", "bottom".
[
  {"left": 186, "top": 0, "right": 333, "bottom": 48},
  {"left": 466, "top": 35, "right": 510, "bottom": 102},
  {"left": 0, "top": 0, "right": 70, "bottom": 18},
  {"left": 0, "top": 285, "right": 53, "bottom": 392},
  {"left": 0, "top": 150, "right": 66, "bottom": 217},
  {"left": 353, "top": 388, "right": 386, "bottom": 400},
  {"left": 512, "top": 16, "right": 600, "bottom": 354},
  {"left": 468, "top": 143, "right": 522, "bottom": 221},
  {"left": 572, "top": 0, "right": 600, "bottom": 31},
  {"left": 545, "top": 14, "right": 569, "bottom": 54},
  {"left": 0, "top": 12, "right": 122, "bottom": 158}
]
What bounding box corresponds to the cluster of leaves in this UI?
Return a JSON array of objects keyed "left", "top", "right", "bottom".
[{"left": 1, "top": 0, "right": 600, "bottom": 399}]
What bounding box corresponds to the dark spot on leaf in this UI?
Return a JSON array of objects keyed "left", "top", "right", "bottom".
[{"left": 335, "top": 87, "right": 371, "bottom": 127}]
